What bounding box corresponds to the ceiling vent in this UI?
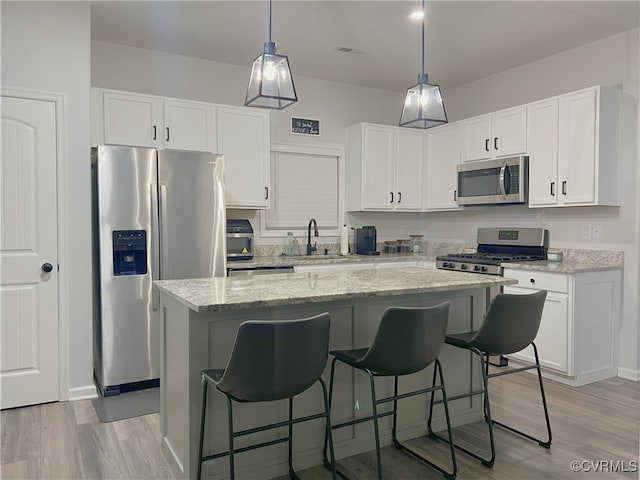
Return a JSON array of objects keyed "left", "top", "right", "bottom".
[{"left": 337, "top": 46, "right": 367, "bottom": 55}]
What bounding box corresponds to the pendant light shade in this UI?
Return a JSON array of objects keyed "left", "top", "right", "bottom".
[
  {"left": 399, "top": 1, "right": 447, "bottom": 129},
  {"left": 245, "top": 2, "right": 297, "bottom": 110}
]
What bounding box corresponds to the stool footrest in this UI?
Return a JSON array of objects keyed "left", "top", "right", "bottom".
[
  {"left": 331, "top": 410, "right": 395, "bottom": 430},
  {"left": 487, "top": 364, "right": 537, "bottom": 379},
  {"left": 235, "top": 411, "right": 327, "bottom": 438},
  {"left": 203, "top": 436, "right": 289, "bottom": 462},
  {"left": 431, "top": 389, "right": 484, "bottom": 405}
]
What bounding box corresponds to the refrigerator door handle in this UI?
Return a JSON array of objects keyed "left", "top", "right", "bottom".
[
  {"left": 151, "top": 183, "right": 160, "bottom": 310},
  {"left": 159, "top": 184, "right": 169, "bottom": 281}
]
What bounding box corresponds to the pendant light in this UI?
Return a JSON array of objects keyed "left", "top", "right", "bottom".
[
  {"left": 399, "top": 0, "right": 447, "bottom": 129},
  {"left": 245, "top": 0, "right": 298, "bottom": 110}
]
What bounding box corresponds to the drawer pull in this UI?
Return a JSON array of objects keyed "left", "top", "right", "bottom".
[{"left": 530, "top": 278, "right": 535, "bottom": 284}]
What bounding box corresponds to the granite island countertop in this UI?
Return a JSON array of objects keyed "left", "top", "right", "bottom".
[{"left": 155, "top": 267, "right": 517, "bottom": 313}]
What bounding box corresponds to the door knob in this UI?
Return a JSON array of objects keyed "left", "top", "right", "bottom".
[{"left": 41, "top": 263, "right": 53, "bottom": 273}]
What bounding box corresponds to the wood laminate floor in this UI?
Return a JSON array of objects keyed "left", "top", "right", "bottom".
[{"left": 2, "top": 370, "right": 638, "bottom": 479}]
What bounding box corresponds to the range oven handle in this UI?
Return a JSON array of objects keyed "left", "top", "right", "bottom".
[{"left": 499, "top": 162, "right": 508, "bottom": 198}]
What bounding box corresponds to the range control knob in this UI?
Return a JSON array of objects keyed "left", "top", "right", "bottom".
[
  {"left": 480, "top": 266, "right": 488, "bottom": 272},
  {"left": 474, "top": 265, "right": 481, "bottom": 272},
  {"left": 461, "top": 264, "right": 468, "bottom": 270}
]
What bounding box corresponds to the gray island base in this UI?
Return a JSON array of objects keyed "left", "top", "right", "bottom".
[{"left": 155, "top": 267, "right": 517, "bottom": 479}]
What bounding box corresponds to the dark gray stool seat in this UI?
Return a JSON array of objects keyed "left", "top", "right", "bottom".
[
  {"left": 323, "top": 303, "right": 457, "bottom": 480},
  {"left": 197, "top": 313, "right": 337, "bottom": 480},
  {"left": 430, "top": 290, "right": 552, "bottom": 469}
]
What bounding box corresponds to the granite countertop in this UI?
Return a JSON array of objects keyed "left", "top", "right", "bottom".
[
  {"left": 226, "top": 253, "right": 436, "bottom": 268},
  {"left": 502, "top": 249, "right": 623, "bottom": 273},
  {"left": 155, "top": 267, "right": 516, "bottom": 313},
  {"left": 501, "top": 259, "right": 623, "bottom": 273}
]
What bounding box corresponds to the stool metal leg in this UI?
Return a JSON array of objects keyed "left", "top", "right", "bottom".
[
  {"left": 366, "top": 369, "right": 383, "bottom": 480},
  {"left": 322, "top": 357, "right": 338, "bottom": 471},
  {"left": 197, "top": 377, "right": 208, "bottom": 480},
  {"left": 319, "top": 377, "right": 337, "bottom": 479},
  {"left": 226, "top": 394, "right": 235, "bottom": 480},
  {"left": 428, "top": 349, "right": 496, "bottom": 468},
  {"left": 396, "top": 360, "right": 456, "bottom": 480},
  {"left": 490, "top": 342, "right": 552, "bottom": 448}
]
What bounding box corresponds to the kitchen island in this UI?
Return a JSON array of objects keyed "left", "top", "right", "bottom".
[{"left": 155, "top": 267, "right": 516, "bottom": 479}]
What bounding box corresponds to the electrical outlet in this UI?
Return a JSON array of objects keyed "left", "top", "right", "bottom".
[
  {"left": 580, "top": 223, "right": 592, "bottom": 240},
  {"left": 592, "top": 224, "right": 602, "bottom": 240}
]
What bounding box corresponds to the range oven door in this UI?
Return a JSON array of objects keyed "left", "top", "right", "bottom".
[{"left": 456, "top": 156, "right": 528, "bottom": 206}]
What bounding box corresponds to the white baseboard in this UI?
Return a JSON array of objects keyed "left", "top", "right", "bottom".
[
  {"left": 617, "top": 367, "right": 640, "bottom": 382},
  {"left": 68, "top": 384, "right": 98, "bottom": 401}
]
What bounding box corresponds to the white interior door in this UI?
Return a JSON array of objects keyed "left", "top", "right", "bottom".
[{"left": 1, "top": 96, "right": 59, "bottom": 409}]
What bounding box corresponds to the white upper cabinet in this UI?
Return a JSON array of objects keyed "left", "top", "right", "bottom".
[
  {"left": 529, "top": 86, "right": 627, "bottom": 208},
  {"left": 461, "top": 106, "right": 527, "bottom": 162},
  {"left": 103, "top": 91, "right": 162, "bottom": 148},
  {"left": 425, "top": 123, "right": 461, "bottom": 211},
  {"left": 395, "top": 129, "right": 424, "bottom": 210},
  {"left": 346, "top": 123, "right": 423, "bottom": 211},
  {"left": 163, "top": 99, "right": 215, "bottom": 152},
  {"left": 527, "top": 98, "right": 560, "bottom": 206},
  {"left": 217, "top": 106, "right": 270, "bottom": 209},
  {"left": 95, "top": 89, "right": 216, "bottom": 152}
]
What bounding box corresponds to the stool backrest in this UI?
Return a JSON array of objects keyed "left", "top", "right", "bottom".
[
  {"left": 358, "top": 302, "right": 450, "bottom": 376},
  {"left": 471, "top": 290, "right": 547, "bottom": 355},
  {"left": 217, "top": 313, "right": 331, "bottom": 402}
]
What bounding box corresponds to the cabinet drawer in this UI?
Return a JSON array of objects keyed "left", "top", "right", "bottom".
[{"left": 503, "top": 269, "right": 569, "bottom": 293}]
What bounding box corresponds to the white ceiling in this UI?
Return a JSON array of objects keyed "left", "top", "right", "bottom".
[{"left": 91, "top": 1, "right": 640, "bottom": 92}]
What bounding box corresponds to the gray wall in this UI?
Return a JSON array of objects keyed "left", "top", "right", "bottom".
[
  {"left": 91, "top": 40, "right": 405, "bottom": 145},
  {"left": 1, "top": 1, "right": 92, "bottom": 397}
]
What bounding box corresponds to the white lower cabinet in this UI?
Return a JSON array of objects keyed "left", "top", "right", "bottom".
[{"left": 503, "top": 268, "right": 620, "bottom": 386}]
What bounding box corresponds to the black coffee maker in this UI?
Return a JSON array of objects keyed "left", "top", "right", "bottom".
[{"left": 355, "top": 226, "right": 380, "bottom": 255}]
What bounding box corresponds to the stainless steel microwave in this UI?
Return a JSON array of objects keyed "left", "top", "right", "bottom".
[
  {"left": 227, "top": 219, "right": 253, "bottom": 260},
  {"left": 456, "top": 156, "right": 528, "bottom": 206}
]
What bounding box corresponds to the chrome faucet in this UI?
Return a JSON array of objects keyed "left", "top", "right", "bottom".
[{"left": 307, "top": 218, "right": 318, "bottom": 255}]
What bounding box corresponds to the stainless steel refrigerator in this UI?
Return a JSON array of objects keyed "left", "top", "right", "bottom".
[{"left": 91, "top": 145, "right": 226, "bottom": 396}]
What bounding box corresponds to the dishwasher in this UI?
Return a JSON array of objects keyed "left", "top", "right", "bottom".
[{"left": 227, "top": 265, "right": 295, "bottom": 276}]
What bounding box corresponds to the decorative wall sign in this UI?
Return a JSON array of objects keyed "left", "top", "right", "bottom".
[{"left": 290, "top": 117, "right": 320, "bottom": 136}]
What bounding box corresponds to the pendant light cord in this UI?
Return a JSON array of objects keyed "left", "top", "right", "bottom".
[
  {"left": 268, "top": 0, "right": 273, "bottom": 44},
  {"left": 421, "top": 0, "right": 425, "bottom": 77}
]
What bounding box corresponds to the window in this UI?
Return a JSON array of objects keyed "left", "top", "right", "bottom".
[{"left": 260, "top": 142, "right": 344, "bottom": 236}]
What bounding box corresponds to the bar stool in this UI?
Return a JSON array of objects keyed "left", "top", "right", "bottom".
[
  {"left": 323, "top": 303, "right": 457, "bottom": 480},
  {"left": 197, "top": 313, "right": 337, "bottom": 480},
  {"left": 429, "top": 290, "right": 552, "bottom": 468}
]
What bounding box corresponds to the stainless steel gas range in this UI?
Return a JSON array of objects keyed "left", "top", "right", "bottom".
[{"left": 436, "top": 228, "right": 549, "bottom": 276}]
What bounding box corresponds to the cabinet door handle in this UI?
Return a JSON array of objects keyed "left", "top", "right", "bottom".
[
  {"left": 494, "top": 137, "right": 498, "bottom": 150},
  {"left": 397, "top": 192, "right": 402, "bottom": 203},
  {"left": 166, "top": 127, "right": 170, "bottom": 142},
  {"left": 562, "top": 181, "right": 567, "bottom": 195},
  {"left": 454, "top": 190, "right": 457, "bottom": 201},
  {"left": 264, "top": 187, "right": 269, "bottom": 200},
  {"left": 550, "top": 182, "right": 555, "bottom": 196},
  {"left": 152, "top": 125, "right": 157, "bottom": 140},
  {"left": 390, "top": 192, "right": 394, "bottom": 203},
  {"left": 485, "top": 138, "right": 490, "bottom": 152}
]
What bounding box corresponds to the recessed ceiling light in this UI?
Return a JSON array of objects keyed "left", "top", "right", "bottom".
[{"left": 409, "top": 10, "right": 424, "bottom": 21}]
